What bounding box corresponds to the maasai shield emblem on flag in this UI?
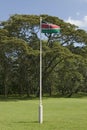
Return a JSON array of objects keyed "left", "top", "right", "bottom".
[{"left": 41, "top": 21, "right": 60, "bottom": 34}]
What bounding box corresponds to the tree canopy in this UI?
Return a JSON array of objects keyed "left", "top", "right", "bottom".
[{"left": 0, "top": 14, "right": 87, "bottom": 97}]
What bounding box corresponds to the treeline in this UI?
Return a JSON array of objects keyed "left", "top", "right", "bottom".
[{"left": 0, "top": 14, "right": 87, "bottom": 98}]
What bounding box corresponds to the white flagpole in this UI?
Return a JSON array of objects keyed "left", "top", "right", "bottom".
[{"left": 39, "top": 17, "right": 43, "bottom": 124}]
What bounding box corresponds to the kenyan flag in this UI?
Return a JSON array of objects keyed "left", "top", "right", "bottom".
[{"left": 41, "top": 21, "right": 60, "bottom": 34}]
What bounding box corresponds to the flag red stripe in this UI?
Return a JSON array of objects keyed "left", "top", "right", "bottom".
[{"left": 42, "top": 23, "right": 60, "bottom": 29}]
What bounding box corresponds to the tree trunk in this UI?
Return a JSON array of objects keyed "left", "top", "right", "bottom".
[{"left": 4, "top": 82, "right": 8, "bottom": 98}]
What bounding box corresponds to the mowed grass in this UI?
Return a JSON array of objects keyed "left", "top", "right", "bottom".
[{"left": 0, "top": 97, "right": 87, "bottom": 130}]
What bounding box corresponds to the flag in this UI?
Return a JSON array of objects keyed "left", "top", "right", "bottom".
[{"left": 41, "top": 21, "right": 60, "bottom": 34}]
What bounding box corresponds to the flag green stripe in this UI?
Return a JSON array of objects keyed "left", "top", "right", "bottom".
[{"left": 42, "top": 28, "right": 60, "bottom": 33}]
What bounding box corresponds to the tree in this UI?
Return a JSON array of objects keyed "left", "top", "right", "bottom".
[
  {"left": 0, "top": 37, "right": 36, "bottom": 97},
  {"left": 0, "top": 14, "right": 87, "bottom": 97},
  {"left": 55, "top": 56, "right": 84, "bottom": 97}
]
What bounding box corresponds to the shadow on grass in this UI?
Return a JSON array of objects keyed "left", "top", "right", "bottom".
[
  {"left": 13, "top": 120, "right": 48, "bottom": 124},
  {"left": 0, "top": 95, "right": 39, "bottom": 102},
  {"left": 43, "top": 93, "right": 87, "bottom": 99},
  {"left": 69, "top": 92, "right": 87, "bottom": 98},
  {"left": 0, "top": 92, "right": 87, "bottom": 102},
  {"left": 13, "top": 121, "right": 38, "bottom": 124}
]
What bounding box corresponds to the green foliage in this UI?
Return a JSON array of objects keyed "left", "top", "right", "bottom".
[{"left": 0, "top": 14, "right": 87, "bottom": 97}]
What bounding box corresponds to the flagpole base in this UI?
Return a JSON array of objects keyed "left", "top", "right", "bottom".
[{"left": 39, "top": 104, "right": 43, "bottom": 124}]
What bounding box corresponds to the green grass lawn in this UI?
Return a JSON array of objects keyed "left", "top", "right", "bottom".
[{"left": 0, "top": 97, "right": 87, "bottom": 130}]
